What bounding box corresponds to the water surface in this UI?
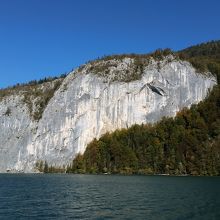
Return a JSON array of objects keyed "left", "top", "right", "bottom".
[{"left": 0, "top": 174, "right": 220, "bottom": 219}]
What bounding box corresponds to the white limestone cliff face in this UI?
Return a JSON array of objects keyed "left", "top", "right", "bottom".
[{"left": 0, "top": 56, "right": 217, "bottom": 172}]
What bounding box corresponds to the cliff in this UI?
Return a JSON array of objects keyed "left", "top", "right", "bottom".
[{"left": 0, "top": 55, "right": 216, "bottom": 172}]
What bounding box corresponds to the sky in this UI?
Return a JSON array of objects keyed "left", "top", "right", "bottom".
[{"left": 0, "top": 0, "right": 220, "bottom": 88}]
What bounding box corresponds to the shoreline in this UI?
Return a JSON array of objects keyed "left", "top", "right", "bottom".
[{"left": 1, "top": 172, "right": 219, "bottom": 177}]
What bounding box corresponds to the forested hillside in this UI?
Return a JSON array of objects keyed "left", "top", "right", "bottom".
[{"left": 66, "top": 41, "right": 220, "bottom": 176}]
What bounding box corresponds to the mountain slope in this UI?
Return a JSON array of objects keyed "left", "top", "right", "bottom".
[
  {"left": 0, "top": 42, "right": 218, "bottom": 173},
  {"left": 67, "top": 40, "right": 220, "bottom": 175}
]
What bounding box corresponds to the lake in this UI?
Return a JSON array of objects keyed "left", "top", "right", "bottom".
[{"left": 0, "top": 174, "right": 220, "bottom": 219}]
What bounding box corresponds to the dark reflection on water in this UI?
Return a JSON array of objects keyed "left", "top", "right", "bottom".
[{"left": 0, "top": 174, "right": 220, "bottom": 219}]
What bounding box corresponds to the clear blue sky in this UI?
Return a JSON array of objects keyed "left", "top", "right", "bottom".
[{"left": 0, "top": 0, "right": 219, "bottom": 88}]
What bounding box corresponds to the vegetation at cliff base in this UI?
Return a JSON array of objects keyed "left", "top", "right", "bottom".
[
  {"left": 35, "top": 160, "right": 66, "bottom": 173},
  {"left": 66, "top": 40, "right": 220, "bottom": 176}
]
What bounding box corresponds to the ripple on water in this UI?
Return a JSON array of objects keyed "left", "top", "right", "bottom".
[{"left": 0, "top": 174, "right": 220, "bottom": 219}]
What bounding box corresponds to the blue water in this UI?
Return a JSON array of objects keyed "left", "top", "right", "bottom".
[{"left": 0, "top": 174, "right": 220, "bottom": 219}]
